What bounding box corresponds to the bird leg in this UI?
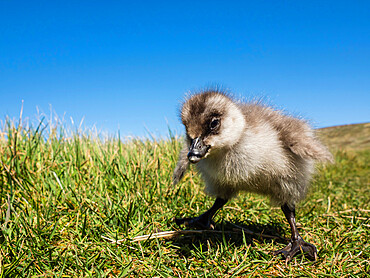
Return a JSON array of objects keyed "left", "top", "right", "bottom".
[
  {"left": 175, "top": 198, "right": 227, "bottom": 229},
  {"left": 273, "top": 203, "right": 318, "bottom": 262}
]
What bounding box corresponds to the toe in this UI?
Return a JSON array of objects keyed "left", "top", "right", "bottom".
[
  {"left": 273, "top": 242, "right": 292, "bottom": 257},
  {"left": 174, "top": 216, "right": 213, "bottom": 229},
  {"left": 302, "top": 244, "right": 318, "bottom": 261},
  {"left": 174, "top": 217, "right": 186, "bottom": 226},
  {"left": 286, "top": 245, "right": 301, "bottom": 262}
]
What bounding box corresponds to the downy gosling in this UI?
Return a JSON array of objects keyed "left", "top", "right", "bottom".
[{"left": 173, "top": 89, "right": 333, "bottom": 262}]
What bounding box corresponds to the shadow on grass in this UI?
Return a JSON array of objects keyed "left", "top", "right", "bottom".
[{"left": 169, "top": 219, "right": 288, "bottom": 258}]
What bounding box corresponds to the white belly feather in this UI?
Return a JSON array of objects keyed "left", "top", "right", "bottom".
[{"left": 196, "top": 122, "right": 296, "bottom": 201}]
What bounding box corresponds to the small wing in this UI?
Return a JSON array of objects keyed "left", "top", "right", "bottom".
[
  {"left": 288, "top": 137, "right": 333, "bottom": 163},
  {"left": 173, "top": 146, "right": 190, "bottom": 185}
]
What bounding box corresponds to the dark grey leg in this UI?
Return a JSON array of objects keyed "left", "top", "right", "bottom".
[
  {"left": 175, "top": 198, "right": 228, "bottom": 229},
  {"left": 273, "top": 204, "right": 318, "bottom": 262}
]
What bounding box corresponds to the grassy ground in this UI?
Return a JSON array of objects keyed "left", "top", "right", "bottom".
[{"left": 0, "top": 119, "right": 369, "bottom": 277}]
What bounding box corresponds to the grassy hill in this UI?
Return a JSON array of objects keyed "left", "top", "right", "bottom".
[
  {"left": 0, "top": 120, "right": 369, "bottom": 277},
  {"left": 318, "top": 122, "right": 370, "bottom": 151}
]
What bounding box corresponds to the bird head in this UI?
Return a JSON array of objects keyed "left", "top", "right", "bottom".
[{"left": 181, "top": 91, "right": 246, "bottom": 163}]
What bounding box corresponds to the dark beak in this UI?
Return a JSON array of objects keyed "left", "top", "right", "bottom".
[{"left": 187, "top": 137, "right": 210, "bottom": 163}]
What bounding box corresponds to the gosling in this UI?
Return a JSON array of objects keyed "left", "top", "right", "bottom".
[{"left": 173, "top": 89, "right": 333, "bottom": 262}]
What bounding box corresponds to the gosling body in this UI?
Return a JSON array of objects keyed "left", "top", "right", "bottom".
[{"left": 173, "top": 89, "right": 332, "bottom": 262}]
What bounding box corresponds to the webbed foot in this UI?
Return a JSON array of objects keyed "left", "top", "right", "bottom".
[
  {"left": 175, "top": 215, "right": 215, "bottom": 230},
  {"left": 273, "top": 236, "right": 318, "bottom": 263}
]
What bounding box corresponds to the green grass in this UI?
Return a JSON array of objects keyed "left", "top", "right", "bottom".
[{"left": 0, "top": 119, "right": 369, "bottom": 277}]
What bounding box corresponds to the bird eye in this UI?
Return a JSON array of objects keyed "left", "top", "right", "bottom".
[{"left": 210, "top": 119, "right": 220, "bottom": 130}]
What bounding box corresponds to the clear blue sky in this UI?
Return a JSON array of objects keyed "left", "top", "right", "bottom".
[{"left": 1, "top": 1, "right": 369, "bottom": 137}]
